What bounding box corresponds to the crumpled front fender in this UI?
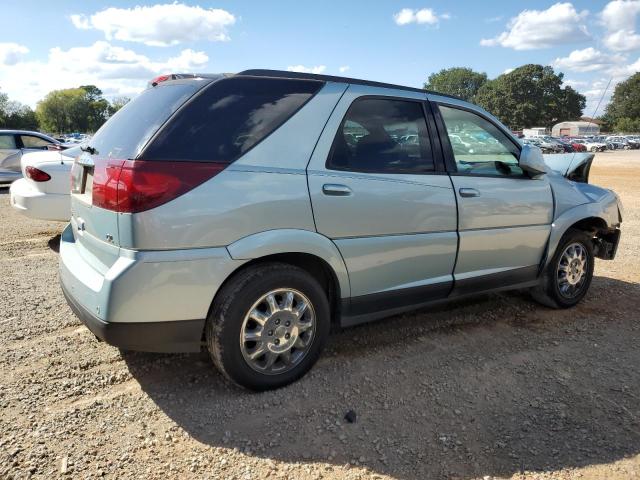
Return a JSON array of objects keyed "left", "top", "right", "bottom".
[{"left": 545, "top": 190, "right": 621, "bottom": 267}]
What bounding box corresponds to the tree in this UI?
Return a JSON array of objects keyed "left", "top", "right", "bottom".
[
  {"left": 35, "top": 85, "right": 115, "bottom": 134},
  {"left": 0, "top": 91, "right": 39, "bottom": 130},
  {"left": 605, "top": 73, "right": 640, "bottom": 125},
  {"left": 474, "top": 64, "right": 585, "bottom": 130},
  {"left": 614, "top": 117, "right": 640, "bottom": 133},
  {"left": 80, "top": 85, "right": 111, "bottom": 131},
  {"left": 108, "top": 96, "right": 130, "bottom": 117},
  {"left": 36, "top": 88, "right": 88, "bottom": 133},
  {"left": 425, "top": 67, "right": 488, "bottom": 102}
]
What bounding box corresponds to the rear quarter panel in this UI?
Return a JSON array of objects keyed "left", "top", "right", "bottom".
[{"left": 120, "top": 82, "right": 348, "bottom": 250}]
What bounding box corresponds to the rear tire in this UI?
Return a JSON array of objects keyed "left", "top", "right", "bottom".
[
  {"left": 531, "top": 229, "right": 594, "bottom": 309},
  {"left": 206, "top": 262, "right": 330, "bottom": 391}
]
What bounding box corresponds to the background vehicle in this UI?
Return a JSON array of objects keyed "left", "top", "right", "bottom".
[
  {"left": 59, "top": 70, "right": 623, "bottom": 391},
  {"left": 0, "top": 130, "right": 60, "bottom": 184},
  {"left": 523, "top": 137, "right": 556, "bottom": 154},
  {"left": 9, "top": 145, "right": 81, "bottom": 221},
  {"left": 607, "top": 135, "right": 637, "bottom": 150},
  {"left": 573, "top": 138, "right": 607, "bottom": 152},
  {"left": 626, "top": 135, "right": 640, "bottom": 149},
  {"left": 567, "top": 139, "right": 587, "bottom": 152},
  {"left": 548, "top": 136, "right": 574, "bottom": 153},
  {"left": 533, "top": 136, "right": 564, "bottom": 153}
]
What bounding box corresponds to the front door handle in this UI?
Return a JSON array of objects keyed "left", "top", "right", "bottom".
[
  {"left": 459, "top": 188, "right": 480, "bottom": 198},
  {"left": 322, "top": 184, "right": 352, "bottom": 196}
]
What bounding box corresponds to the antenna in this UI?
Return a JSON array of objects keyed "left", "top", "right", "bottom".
[{"left": 569, "top": 77, "right": 613, "bottom": 164}]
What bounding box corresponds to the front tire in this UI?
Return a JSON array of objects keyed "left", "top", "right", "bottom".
[
  {"left": 531, "top": 229, "right": 595, "bottom": 309},
  {"left": 206, "top": 263, "right": 330, "bottom": 391}
]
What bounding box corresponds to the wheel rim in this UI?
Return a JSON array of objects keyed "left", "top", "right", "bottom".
[
  {"left": 556, "top": 242, "right": 589, "bottom": 299},
  {"left": 240, "top": 288, "right": 316, "bottom": 375}
]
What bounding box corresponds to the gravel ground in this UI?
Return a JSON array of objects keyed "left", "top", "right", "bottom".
[{"left": 1, "top": 150, "right": 639, "bottom": 480}]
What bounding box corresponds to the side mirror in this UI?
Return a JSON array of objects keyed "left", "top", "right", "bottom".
[{"left": 519, "top": 144, "right": 547, "bottom": 178}]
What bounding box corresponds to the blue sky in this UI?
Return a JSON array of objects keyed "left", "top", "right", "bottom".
[{"left": 1, "top": 1, "right": 639, "bottom": 118}]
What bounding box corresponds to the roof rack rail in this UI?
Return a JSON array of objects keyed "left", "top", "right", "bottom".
[{"left": 237, "top": 69, "right": 463, "bottom": 101}]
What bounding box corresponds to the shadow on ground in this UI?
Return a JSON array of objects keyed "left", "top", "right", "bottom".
[
  {"left": 123, "top": 276, "right": 640, "bottom": 479},
  {"left": 48, "top": 233, "right": 61, "bottom": 253}
]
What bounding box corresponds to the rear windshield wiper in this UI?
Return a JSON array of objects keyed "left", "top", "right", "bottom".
[{"left": 80, "top": 145, "right": 97, "bottom": 155}]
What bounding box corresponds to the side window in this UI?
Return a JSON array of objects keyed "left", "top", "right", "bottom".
[
  {"left": 327, "top": 98, "right": 434, "bottom": 173},
  {"left": 20, "top": 135, "right": 51, "bottom": 149},
  {"left": 439, "top": 105, "right": 523, "bottom": 177},
  {"left": 0, "top": 135, "right": 17, "bottom": 149}
]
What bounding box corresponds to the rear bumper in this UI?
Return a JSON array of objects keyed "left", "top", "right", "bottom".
[
  {"left": 59, "top": 223, "right": 246, "bottom": 353},
  {"left": 10, "top": 179, "right": 70, "bottom": 221},
  {"left": 61, "top": 280, "right": 205, "bottom": 352}
]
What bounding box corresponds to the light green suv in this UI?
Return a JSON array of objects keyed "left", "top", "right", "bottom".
[{"left": 60, "top": 70, "right": 623, "bottom": 390}]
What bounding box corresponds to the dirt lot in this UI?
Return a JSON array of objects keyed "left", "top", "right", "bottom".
[{"left": 1, "top": 150, "right": 639, "bottom": 480}]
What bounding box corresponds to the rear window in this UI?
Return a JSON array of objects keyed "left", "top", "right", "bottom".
[
  {"left": 142, "top": 76, "right": 324, "bottom": 163},
  {"left": 87, "top": 82, "right": 202, "bottom": 159}
]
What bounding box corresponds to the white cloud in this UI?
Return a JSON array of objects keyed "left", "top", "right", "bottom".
[
  {"left": 480, "top": 3, "right": 590, "bottom": 50},
  {"left": 580, "top": 78, "right": 616, "bottom": 117},
  {"left": 0, "top": 41, "right": 209, "bottom": 107},
  {"left": 287, "top": 65, "right": 327, "bottom": 74},
  {"left": 502, "top": 68, "right": 515, "bottom": 74},
  {"left": 0, "top": 42, "right": 29, "bottom": 66},
  {"left": 339, "top": 65, "right": 350, "bottom": 73},
  {"left": 553, "top": 47, "right": 626, "bottom": 72},
  {"left": 165, "top": 49, "right": 209, "bottom": 71},
  {"left": 563, "top": 79, "right": 588, "bottom": 88},
  {"left": 393, "top": 8, "right": 449, "bottom": 26},
  {"left": 70, "top": 3, "right": 236, "bottom": 47},
  {"left": 609, "top": 56, "right": 640, "bottom": 79},
  {"left": 600, "top": 0, "right": 640, "bottom": 51}
]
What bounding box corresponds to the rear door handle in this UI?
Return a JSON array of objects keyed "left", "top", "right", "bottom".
[
  {"left": 459, "top": 188, "right": 480, "bottom": 198},
  {"left": 322, "top": 184, "right": 352, "bottom": 196}
]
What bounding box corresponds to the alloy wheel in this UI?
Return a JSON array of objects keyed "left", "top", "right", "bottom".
[
  {"left": 240, "top": 288, "right": 316, "bottom": 375},
  {"left": 556, "top": 242, "right": 589, "bottom": 299}
]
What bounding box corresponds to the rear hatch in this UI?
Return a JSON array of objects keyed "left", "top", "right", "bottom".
[{"left": 69, "top": 80, "right": 209, "bottom": 252}]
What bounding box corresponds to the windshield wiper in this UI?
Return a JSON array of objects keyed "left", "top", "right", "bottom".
[{"left": 80, "top": 145, "right": 97, "bottom": 155}]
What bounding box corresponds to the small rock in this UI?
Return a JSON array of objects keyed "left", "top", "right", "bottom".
[{"left": 344, "top": 410, "right": 357, "bottom": 423}]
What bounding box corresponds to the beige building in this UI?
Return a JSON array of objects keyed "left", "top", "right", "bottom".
[{"left": 552, "top": 121, "right": 600, "bottom": 137}]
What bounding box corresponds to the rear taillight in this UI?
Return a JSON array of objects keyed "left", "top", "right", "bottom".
[
  {"left": 25, "top": 166, "right": 51, "bottom": 182},
  {"left": 91, "top": 159, "right": 226, "bottom": 213}
]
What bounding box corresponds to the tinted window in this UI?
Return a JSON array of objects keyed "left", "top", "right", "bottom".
[
  {"left": 0, "top": 135, "right": 16, "bottom": 149},
  {"left": 439, "top": 105, "right": 523, "bottom": 177},
  {"left": 20, "top": 135, "right": 51, "bottom": 149},
  {"left": 144, "top": 77, "right": 323, "bottom": 163},
  {"left": 327, "top": 98, "right": 434, "bottom": 173},
  {"left": 88, "top": 82, "right": 201, "bottom": 159}
]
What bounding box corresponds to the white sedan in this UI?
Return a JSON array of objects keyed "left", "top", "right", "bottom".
[{"left": 9, "top": 145, "right": 80, "bottom": 221}]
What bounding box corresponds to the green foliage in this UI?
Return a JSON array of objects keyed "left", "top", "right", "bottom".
[
  {"left": 36, "top": 85, "right": 113, "bottom": 134},
  {"left": 614, "top": 117, "right": 640, "bottom": 133},
  {"left": 473, "top": 64, "right": 585, "bottom": 130},
  {"left": 425, "top": 67, "right": 488, "bottom": 102},
  {"left": 0, "top": 91, "right": 39, "bottom": 130},
  {"left": 605, "top": 73, "right": 640, "bottom": 127}
]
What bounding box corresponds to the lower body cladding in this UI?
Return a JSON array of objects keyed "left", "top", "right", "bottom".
[{"left": 58, "top": 223, "right": 246, "bottom": 352}]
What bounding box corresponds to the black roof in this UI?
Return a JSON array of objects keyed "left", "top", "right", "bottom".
[{"left": 238, "top": 69, "right": 462, "bottom": 101}]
